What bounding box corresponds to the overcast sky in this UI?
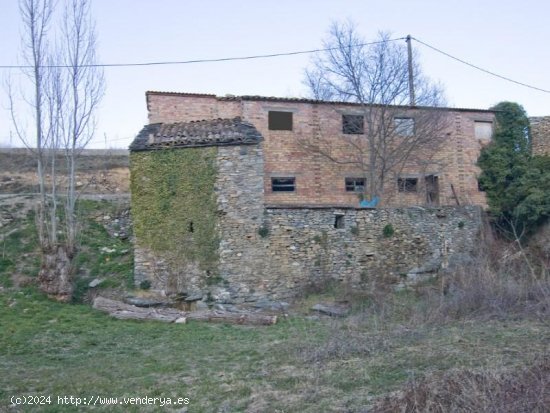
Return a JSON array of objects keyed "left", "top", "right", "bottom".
[{"left": 1, "top": 0, "right": 549, "bottom": 149}]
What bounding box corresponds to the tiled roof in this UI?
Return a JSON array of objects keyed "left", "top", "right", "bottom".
[
  {"left": 130, "top": 117, "right": 262, "bottom": 151},
  {"left": 145, "top": 91, "right": 497, "bottom": 113}
]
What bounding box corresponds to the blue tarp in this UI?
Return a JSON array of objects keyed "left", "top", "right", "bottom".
[{"left": 359, "top": 197, "right": 379, "bottom": 208}]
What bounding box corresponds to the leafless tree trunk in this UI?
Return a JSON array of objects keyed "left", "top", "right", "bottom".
[
  {"left": 303, "top": 22, "right": 449, "bottom": 205},
  {"left": 9, "top": 0, "right": 104, "bottom": 301},
  {"left": 61, "top": 0, "right": 104, "bottom": 252}
]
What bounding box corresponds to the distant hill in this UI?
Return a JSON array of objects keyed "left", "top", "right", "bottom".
[{"left": 0, "top": 148, "right": 129, "bottom": 194}]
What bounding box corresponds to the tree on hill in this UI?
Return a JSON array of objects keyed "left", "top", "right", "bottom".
[{"left": 478, "top": 102, "right": 550, "bottom": 238}]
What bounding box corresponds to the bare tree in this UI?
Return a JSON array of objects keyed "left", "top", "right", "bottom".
[
  {"left": 304, "top": 22, "right": 449, "bottom": 205},
  {"left": 9, "top": 0, "right": 104, "bottom": 301},
  {"left": 61, "top": 0, "right": 104, "bottom": 253}
]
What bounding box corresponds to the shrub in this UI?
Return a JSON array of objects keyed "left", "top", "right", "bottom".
[
  {"left": 257, "top": 225, "right": 269, "bottom": 238},
  {"left": 372, "top": 357, "right": 550, "bottom": 413},
  {"left": 351, "top": 229, "right": 550, "bottom": 326},
  {"left": 477, "top": 102, "right": 550, "bottom": 237},
  {"left": 139, "top": 280, "right": 151, "bottom": 290},
  {"left": 382, "top": 223, "right": 394, "bottom": 238}
]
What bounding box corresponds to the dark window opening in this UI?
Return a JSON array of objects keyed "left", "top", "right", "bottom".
[
  {"left": 342, "top": 115, "right": 364, "bottom": 134},
  {"left": 268, "top": 111, "right": 293, "bottom": 131},
  {"left": 345, "top": 177, "right": 366, "bottom": 192},
  {"left": 188, "top": 221, "right": 194, "bottom": 233},
  {"left": 398, "top": 177, "right": 418, "bottom": 193},
  {"left": 271, "top": 177, "right": 295, "bottom": 192},
  {"left": 425, "top": 175, "right": 440, "bottom": 205},
  {"left": 334, "top": 215, "right": 345, "bottom": 229}
]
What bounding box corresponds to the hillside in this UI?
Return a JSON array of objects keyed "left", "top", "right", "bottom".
[{"left": 0, "top": 148, "right": 130, "bottom": 195}]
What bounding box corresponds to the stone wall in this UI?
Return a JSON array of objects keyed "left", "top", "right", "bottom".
[
  {"left": 214, "top": 205, "right": 482, "bottom": 302},
  {"left": 132, "top": 139, "right": 483, "bottom": 303},
  {"left": 530, "top": 116, "right": 550, "bottom": 156},
  {"left": 214, "top": 143, "right": 266, "bottom": 302}
]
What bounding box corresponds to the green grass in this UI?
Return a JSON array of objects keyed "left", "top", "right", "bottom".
[{"left": 0, "top": 289, "right": 548, "bottom": 412}]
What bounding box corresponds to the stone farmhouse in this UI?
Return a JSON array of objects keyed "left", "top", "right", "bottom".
[{"left": 129, "top": 91, "right": 497, "bottom": 304}]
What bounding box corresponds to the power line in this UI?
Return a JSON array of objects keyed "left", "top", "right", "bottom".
[
  {"left": 0, "top": 37, "right": 405, "bottom": 69},
  {"left": 411, "top": 36, "right": 550, "bottom": 94},
  {"left": 3, "top": 34, "right": 548, "bottom": 95}
]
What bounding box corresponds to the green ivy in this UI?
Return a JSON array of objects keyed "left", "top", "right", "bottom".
[
  {"left": 130, "top": 148, "right": 219, "bottom": 276},
  {"left": 383, "top": 223, "right": 395, "bottom": 238}
]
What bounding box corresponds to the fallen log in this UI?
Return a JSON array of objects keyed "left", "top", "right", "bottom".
[
  {"left": 186, "top": 310, "right": 277, "bottom": 326},
  {"left": 93, "top": 296, "right": 184, "bottom": 322},
  {"left": 110, "top": 310, "right": 186, "bottom": 323},
  {"left": 93, "top": 296, "right": 277, "bottom": 326}
]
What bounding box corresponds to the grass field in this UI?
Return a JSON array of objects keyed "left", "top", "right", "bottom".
[
  {"left": 1, "top": 287, "right": 548, "bottom": 412},
  {"left": 1, "top": 199, "right": 549, "bottom": 412}
]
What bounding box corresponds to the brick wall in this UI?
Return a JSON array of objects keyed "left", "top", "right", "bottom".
[{"left": 145, "top": 92, "right": 494, "bottom": 208}]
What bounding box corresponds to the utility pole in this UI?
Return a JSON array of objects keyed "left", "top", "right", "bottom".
[{"left": 406, "top": 35, "right": 416, "bottom": 106}]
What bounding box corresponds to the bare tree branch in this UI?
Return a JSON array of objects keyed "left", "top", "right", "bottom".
[{"left": 303, "top": 22, "right": 449, "bottom": 205}]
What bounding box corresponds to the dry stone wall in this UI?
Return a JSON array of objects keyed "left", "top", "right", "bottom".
[{"left": 215, "top": 205, "right": 482, "bottom": 303}]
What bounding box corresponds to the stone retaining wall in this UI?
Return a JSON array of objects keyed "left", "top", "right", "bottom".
[{"left": 210, "top": 205, "right": 482, "bottom": 303}]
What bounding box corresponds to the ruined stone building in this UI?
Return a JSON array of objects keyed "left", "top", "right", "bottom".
[{"left": 130, "top": 92, "right": 496, "bottom": 303}]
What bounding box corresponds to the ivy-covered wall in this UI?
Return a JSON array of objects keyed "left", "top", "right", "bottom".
[{"left": 130, "top": 148, "right": 219, "bottom": 292}]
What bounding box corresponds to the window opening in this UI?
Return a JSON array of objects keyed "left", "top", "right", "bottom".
[
  {"left": 398, "top": 177, "right": 418, "bottom": 193},
  {"left": 268, "top": 111, "right": 293, "bottom": 130},
  {"left": 271, "top": 177, "right": 295, "bottom": 192},
  {"left": 394, "top": 117, "right": 415, "bottom": 136},
  {"left": 475, "top": 121, "right": 493, "bottom": 141},
  {"left": 345, "top": 177, "right": 366, "bottom": 192},
  {"left": 342, "top": 115, "right": 364, "bottom": 134}
]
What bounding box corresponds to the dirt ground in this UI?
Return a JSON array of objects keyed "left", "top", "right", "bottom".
[{"left": 0, "top": 149, "right": 130, "bottom": 195}]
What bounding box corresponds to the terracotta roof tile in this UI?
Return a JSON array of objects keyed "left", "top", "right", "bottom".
[{"left": 130, "top": 117, "right": 262, "bottom": 151}]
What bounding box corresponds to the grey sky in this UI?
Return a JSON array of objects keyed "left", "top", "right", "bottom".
[{"left": 1, "top": 0, "right": 549, "bottom": 148}]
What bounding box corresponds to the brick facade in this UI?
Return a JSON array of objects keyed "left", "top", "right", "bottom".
[{"left": 146, "top": 92, "right": 495, "bottom": 208}]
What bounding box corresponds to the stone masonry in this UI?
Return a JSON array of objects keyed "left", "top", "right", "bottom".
[
  {"left": 530, "top": 116, "right": 550, "bottom": 156},
  {"left": 216, "top": 204, "right": 482, "bottom": 303}
]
